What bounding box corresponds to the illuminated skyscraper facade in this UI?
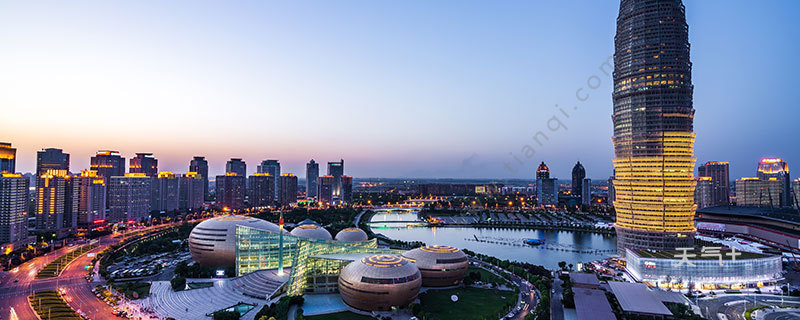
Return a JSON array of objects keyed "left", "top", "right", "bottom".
[
  {"left": 189, "top": 156, "right": 210, "bottom": 201},
  {"left": 697, "top": 161, "right": 730, "bottom": 206},
  {"left": 278, "top": 173, "right": 298, "bottom": 206},
  {"left": 613, "top": 0, "right": 696, "bottom": 255},
  {"left": 0, "top": 173, "right": 29, "bottom": 251},
  {"left": 151, "top": 172, "right": 179, "bottom": 212},
  {"left": 35, "top": 169, "right": 76, "bottom": 233},
  {"left": 756, "top": 158, "right": 790, "bottom": 207},
  {"left": 328, "top": 160, "right": 344, "bottom": 198},
  {"left": 248, "top": 173, "right": 274, "bottom": 208},
  {"left": 91, "top": 150, "right": 125, "bottom": 183},
  {"left": 108, "top": 173, "right": 151, "bottom": 223},
  {"left": 130, "top": 153, "right": 158, "bottom": 176},
  {"left": 0, "top": 143, "right": 15, "bottom": 173},
  {"left": 216, "top": 173, "right": 246, "bottom": 211},
  {"left": 736, "top": 177, "right": 782, "bottom": 207},
  {"left": 73, "top": 170, "right": 106, "bottom": 225},
  {"left": 226, "top": 158, "right": 247, "bottom": 177},
  {"left": 257, "top": 160, "right": 281, "bottom": 200},
  {"left": 179, "top": 172, "right": 205, "bottom": 211},
  {"left": 36, "top": 148, "right": 70, "bottom": 176},
  {"left": 306, "top": 160, "right": 319, "bottom": 199}
]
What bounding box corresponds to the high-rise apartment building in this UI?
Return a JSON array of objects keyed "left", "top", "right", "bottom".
[
  {"left": 226, "top": 158, "right": 247, "bottom": 178},
  {"left": 248, "top": 173, "right": 274, "bottom": 208},
  {"left": 581, "top": 178, "right": 591, "bottom": 205},
  {"left": 572, "top": 161, "right": 586, "bottom": 197},
  {"left": 756, "top": 158, "right": 791, "bottom": 207},
  {"left": 189, "top": 156, "right": 210, "bottom": 201},
  {"left": 342, "top": 176, "right": 353, "bottom": 203},
  {"left": 130, "top": 153, "right": 158, "bottom": 176},
  {"left": 91, "top": 150, "right": 125, "bottom": 185},
  {"left": 697, "top": 161, "right": 730, "bottom": 206},
  {"left": 36, "top": 148, "right": 70, "bottom": 176},
  {"left": 216, "top": 173, "right": 245, "bottom": 211},
  {"left": 612, "top": 0, "right": 696, "bottom": 255},
  {"left": 694, "top": 177, "right": 714, "bottom": 209},
  {"left": 0, "top": 173, "right": 29, "bottom": 251},
  {"left": 72, "top": 170, "right": 106, "bottom": 225},
  {"left": 736, "top": 177, "right": 783, "bottom": 207},
  {"left": 318, "top": 176, "right": 334, "bottom": 204},
  {"left": 328, "top": 160, "right": 344, "bottom": 198},
  {"left": 179, "top": 172, "right": 204, "bottom": 211},
  {"left": 0, "top": 143, "right": 15, "bottom": 173},
  {"left": 257, "top": 160, "right": 281, "bottom": 200},
  {"left": 306, "top": 160, "right": 319, "bottom": 199},
  {"left": 151, "top": 172, "right": 179, "bottom": 212},
  {"left": 108, "top": 173, "right": 151, "bottom": 223},
  {"left": 536, "top": 162, "right": 556, "bottom": 205},
  {"left": 278, "top": 173, "right": 298, "bottom": 206},
  {"left": 35, "top": 169, "right": 76, "bottom": 233}
]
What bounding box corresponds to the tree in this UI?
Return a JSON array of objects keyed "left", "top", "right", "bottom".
[
  {"left": 171, "top": 276, "right": 186, "bottom": 291},
  {"left": 213, "top": 310, "right": 240, "bottom": 320},
  {"left": 558, "top": 261, "right": 567, "bottom": 271}
]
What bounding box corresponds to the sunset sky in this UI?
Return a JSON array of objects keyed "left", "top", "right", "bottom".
[{"left": 1, "top": 1, "right": 798, "bottom": 179}]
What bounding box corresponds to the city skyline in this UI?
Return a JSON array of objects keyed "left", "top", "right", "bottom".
[{"left": 1, "top": 1, "right": 798, "bottom": 179}]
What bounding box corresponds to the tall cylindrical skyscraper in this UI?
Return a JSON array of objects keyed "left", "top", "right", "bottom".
[{"left": 613, "top": 0, "right": 696, "bottom": 256}]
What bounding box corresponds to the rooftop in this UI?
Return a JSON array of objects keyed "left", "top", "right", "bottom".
[
  {"left": 633, "top": 248, "right": 768, "bottom": 260},
  {"left": 569, "top": 273, "right": 600, "bottom": 286},
  {"left": 573, "top": 288, "right": 615, "bottom": 320},
  {"left": 697, "top": 205, "right": 800, "bottom": 225},
  {"left": 607, "top": 281, "right": 672, "bottom": 316}
]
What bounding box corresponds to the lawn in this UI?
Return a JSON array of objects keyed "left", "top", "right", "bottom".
[
  {"left": 306, "top": 311, "right": 375, "bottom": 320},
  {"left": 111, "top": 282, "right": 151, "bottom": 299},
  {"left": 468, "top": 267, "right": 510, "bottom": 286},
  {"left": 418, "top": 287, "right": 516, "bottom": 320},
  {"left": 29, "top": 290, "right": 82, "bottom": 320},
  {"left": 36, "top": 244, "right": 99, "bottom": 279}
]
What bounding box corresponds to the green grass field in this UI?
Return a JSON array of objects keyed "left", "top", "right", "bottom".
[
  {"left": 418, "top": 287, "right": 516, "bottom": 320},
  {"left": 306, "top": 311, "right": 375, "bottom": 320},
  {"left": 29, "top": 290, "right": 82, "bottom": 320},
  {"left": 468, "top": 267, "right": 510, "bottom": 285},
  {"left": 36, "top": 244, "right": 99, "bottom": 279}
]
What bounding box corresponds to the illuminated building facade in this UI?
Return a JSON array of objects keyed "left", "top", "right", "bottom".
[
  {"left": 216, "top": 173, "right": 246, "bottom": 211},
  {"left": 318, "top": 175, "right": 334, "bottom": 204},
  {"left": 735, "top": 177, "right": 782, "bottom": 207},
  {"left": 189, "top": 156, "right": 210, "bottom": 201},
  {"left": 151, "top": 172, "right": 179, "bottom": 212},
  {"left": 278, "top": 173, "right": 298, "bottom": 206},
  {"left": 179, "top": 172, "right": 204, "bottom": 211},
  {"left": 226, "top": 158, "right": 247, "bottom": 177},
  {"left": 694, "top": 177, "right": 713, "bottom": 209},
  {"left": 794, "top": 178, "right": 800, "bottom": 209},
  {"left": 327, "top": 160, "right": 344, "bottom": 198},
  {"left": 536, "top": 163, "right": 556, "bottom": 205},
  {"left": 581, "top": 178, "right": 592, "bottom": 205},
  {"left": 306, "top": 160, "right": 319, "bottom": 199},
  {"left": 129, "top": 153, "right": 158, "bottom": 176},
  {"left": 612, "top": 0, "right": 696, "bottom": 255},
  {"left": 572, "top": 161, "right": 586, "bottom": 196},
  {"left": 536, "top": 162, "right": 550, "bottom": 180},
  {"left": 257, "top": 160, "right": 281, "bottom": 200},
  {"left": 0, "top": 143, "right": 15, "bottom": 173},
  {"left": 73, "top": 170, "right": 106, "bottom": 225},
  {"left": 626, "top": 248, "right": 782, "bottom": 290},
  {"left": 36, "top": 148, "right": 70, "bottom": 176},
  {"left": 248, "top": 173, "right": 274, "bottom": 208},
  {"left": 91, "top": 150, "right": 125, "bottom": 185},
  {"left": 698, "top": 161, "right": 730, "bottom": 206},
  {"left": 35, "top": 169, "right": 76, "bottom": 232},
  {"left": 756, "top": 158, "right": 791, "bottom": 207},
  {"left": 108, "top": 173, "right": 151, "bottom": 223},
  {"left": 0, "top": 173, "right": 29, "bottom": 251}
]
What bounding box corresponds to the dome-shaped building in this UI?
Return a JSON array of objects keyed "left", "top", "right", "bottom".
[
  {"left": 401, "top": 245, "right": 469, "bottom": 287},
  {"left": 334, "top": 227, "right": 369, "bottom": 242},
  {"left": 290, "top": 224, "right": 332, "bottom": 240},
  {"left": 189, "top": 215, "right": 281, "bottom": 267},
  {"left": 338, "top": 254, "right": 422, "bottom": 311}
]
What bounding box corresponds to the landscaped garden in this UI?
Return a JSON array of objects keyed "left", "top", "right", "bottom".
[
  {"left": 417, "top": 287, "right": 517, "bottom": 320},
  {"left": 36, "top": 244, "right": 99, "bottom": 279},
  {"left": 111, "top": 281, "right": 151, "bottom": 299},
  {"left": 28, "top": 290, "right": 82, "bottom": 320}
]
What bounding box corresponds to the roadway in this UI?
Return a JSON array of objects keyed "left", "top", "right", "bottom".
[
  {"left": 698, "top": 294, "right": 800, "bottom": 320},
  {"left": 550, "top": 272, "right": 564, "bottom": 320}
]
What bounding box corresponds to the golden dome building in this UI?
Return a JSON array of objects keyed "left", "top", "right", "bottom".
[
  {"left": 338, "top": 254, "right": 422, "bottom": 311},
  {"left": 334, "top": 227, "right": 369, "bottom": 242},
  {"left": 401, "top": 245, "right": 468, "bottom": 287}
]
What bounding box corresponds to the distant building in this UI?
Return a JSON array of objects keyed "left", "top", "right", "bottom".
[
  {"left": 342, "top": 176, "right": 353, "bottom": 203},
  {"left": 536, "top": 162, "right": 550, "bottom": 180},
  {"left": 0, "top": 143, "right": 15, "bottom": 173},
  {"left": 695, "top": 177, "right": 714, "bottom": 209},
  {"left": 248, "top": 173, "right": 274, "bottom": 208},
  {"left": 278, "top": 173, "right": 298, "bottom": 206},
  {"left": 416, "top": 184, "right": 503, "bottom": 196},
  {"left": 189, "top": 156, "right": 210, "bottom": 201},
  {"left": 36, "top": 148, "right": 70, "bottom": 176},
  {"left": 151, "top": 172, "right": 179, "bottom": 212},
  {"left": 698, "top": 161, "right": 730, "bottom": 206},
  {"left": 226, "top": 158, "right": 247, "bottom": 178},
  {"left": 72, "top": 170, "right": 106, "bottom": 226},
  {"left": 572, "top": 161, "right": 586, "bottom": 196},
  {"left": 306, "top": 160, "right": 319, "bottom": 199},
  {"left": 608, "top": 175, "right": 616, "bottom": 204},
  {"left": 179, "top": 172, "right": 204, "bottom": 211},
  {"left": 328, "top": 160, "right": 344, "bottom": 199},
  {"left": 35, "top": 169, "right": 76, "bottom": 234},
  {"left": 0, "top": 173, "right": 29, "bottom": 251},
  {"left": 736, "top": 177, "right": 783, "bottom": 207},
  {"left": 257, "top": 160, "right": 281, "bottom": 200},
  {"left": 129, "top": 153, "right": 158, "bottom": 176},
  {"left": 91, "top": 150, "right": 125, "bottom": 187},
  {"left": 536, "top": 162, "right": 556, "bottom": 205},
  {"left": 318, "top": 175, "right": 334, "bottom": 204},
  {"left": 581, "top": 178, "right": 591, "bottom": 205},
  {"left": 108, "top": 173, "right": 151, "bottom": 223},
  {"left": 794, "top": 178, "right": 800, "bottom": 209},
  {"left": 757, "top": 158, "right": 791, "bottom": 207},
  {"left": 216, "top": 173, "right": 246, "bottom": 211}
]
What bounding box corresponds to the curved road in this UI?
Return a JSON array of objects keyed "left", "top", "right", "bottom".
[{"left": 698, "top": 294, "right": 800, "bottom": 320}]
